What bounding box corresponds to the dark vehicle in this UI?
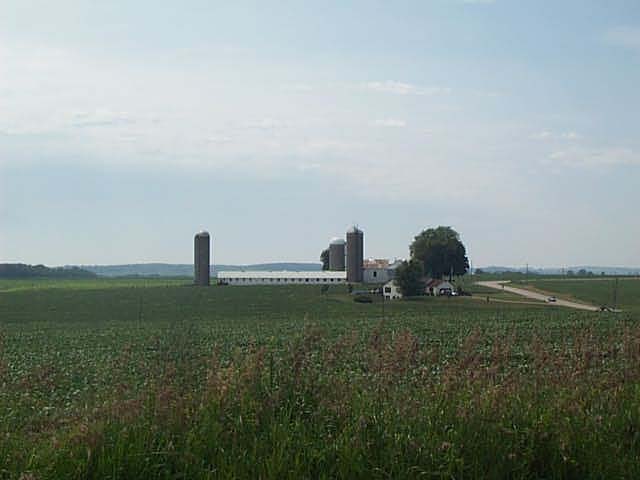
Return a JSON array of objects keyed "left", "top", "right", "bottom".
[
  {"left": 350, "top": 289, "right": 370, "bottom": 296},
  {"left": 353, "top": 295, "right": 373, "bottom": 303}
]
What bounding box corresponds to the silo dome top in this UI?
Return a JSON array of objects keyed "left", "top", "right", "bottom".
[
  {"left": 196, "top": 230, "right": 210, "bottom": 236},
  {"left": 330, "top": 237, "right": 346, "bottom": 245},
  {"left": 347, "top": 226, "right": 362, "bottom": 234}
]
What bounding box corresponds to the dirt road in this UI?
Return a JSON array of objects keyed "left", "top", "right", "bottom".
[{"left": 476, "top": 281, "right": 601, "bottom": 312}]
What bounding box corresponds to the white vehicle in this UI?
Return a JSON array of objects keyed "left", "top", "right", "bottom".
[{"left": 547, "top": 296, "right": 557, "bottom": 303}]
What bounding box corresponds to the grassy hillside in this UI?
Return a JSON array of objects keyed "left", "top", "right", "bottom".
[{"left": 1, "top": 279, "right": 639, "bottom": 478}]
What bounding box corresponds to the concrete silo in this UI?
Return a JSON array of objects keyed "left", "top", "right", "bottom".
[
  {"left": 329, "top": 237, "right": 346, "bottom": 271},
  {"left": 194, "top": 231, "right": 211, "bottom": 286},
  {"left": 346, "top": 226, "right": 364, "bottom": 282}
]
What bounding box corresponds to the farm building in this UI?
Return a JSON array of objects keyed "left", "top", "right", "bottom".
[
  {"left": 383, "top": 280, "right": 403, "bottom": 300},
  {"left": 426, "top": 279, "right": 455, "bottom": 296},
  {"left": 218, "top": 271, "right": 346, "bottom": 285},
  {"left": 363, "top": 258, "right": 402, "bottom": 284}
]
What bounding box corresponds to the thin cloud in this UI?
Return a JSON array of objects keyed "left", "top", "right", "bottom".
[
  {"left": 70, "top": 109, "right": 134, "bottom": 128},
  {"left": 206, "top": 135, "right": 233, "bottom": 144},
  {"left": 547, "top": 147, "right": 640, "bottom": 168},
  {"left": 371, "top": 118, "right": 406, "bottom": 128},
  {"left": 531, "top": 130, "right": 581, "bottom": 141},
  {"left": 242, "top": 118, "right": 286, "bottom": 130},
  {"left": 281, "top": 83, "right": 314, "bottom": 93},
  {"left": 0, "top": 126, "right": 56, "bottom": 136},
  {"left": 300, "top": 139, "right": 366, "bottom": 153},
  {"left": 365, "top": 81, "right": 451, "bottom": 96}
]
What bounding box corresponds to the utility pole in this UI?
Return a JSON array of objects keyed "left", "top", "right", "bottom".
[
  {"left": 613, "top": 277, "right": 619, "bottom": 310},
  {"left": 137, "top": 295, "right": 144, "bottom": 322}
]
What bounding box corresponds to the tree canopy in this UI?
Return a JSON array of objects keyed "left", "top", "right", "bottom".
[
  {"left": 410, "top": 226, "right": 469, "bottom": 279},
  {"left": 320, "top": 248, "right": 330, "bottom": 271},
  {"left": 394, "top": 259, "right": 425, "bottom": 297}
]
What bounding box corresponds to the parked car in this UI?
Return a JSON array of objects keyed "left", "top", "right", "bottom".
[
  {"left": 353, "top": 295, "right": 373, "bottom": 303},
  {"left": 350, "top": 289, "right": 370, "bottom": 296}
]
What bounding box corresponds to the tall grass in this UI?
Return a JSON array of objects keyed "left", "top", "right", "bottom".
[{"left": 4, "top": 321, "right": 640, "bottom": 479}]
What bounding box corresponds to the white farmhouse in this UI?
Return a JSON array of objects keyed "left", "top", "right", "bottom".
[
  {"left": 383, "top": 280, "right": 403, "bottom": 300},
  {"left": 425, "top": 279, "right": 455, "bottom": 296}
]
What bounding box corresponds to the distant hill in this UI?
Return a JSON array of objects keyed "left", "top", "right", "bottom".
[
  {"left": 479, "top": 266, "right": 640, "bottom": 276},
  {"left": 76, "top": 263, "right": 322, "bottom": 278},
  {"left": 0, "top": 263, "right": 97, "bottom": 279}
]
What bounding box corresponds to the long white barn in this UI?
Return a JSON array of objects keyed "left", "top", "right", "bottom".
[{"left": 217, "top": 271, "right": 347, "bottom": 286}]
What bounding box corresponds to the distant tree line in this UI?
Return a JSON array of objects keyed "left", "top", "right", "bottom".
[
  {"left": 0, "top": 263, "right": 97, "bottom": 279},
  {"left": 566, "top": 269, "right": 596, "bottom": 277}
]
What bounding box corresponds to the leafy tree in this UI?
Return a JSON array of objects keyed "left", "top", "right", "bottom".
[
  {"left": 394, "top": 259, "right": 425, "bottom": 297},
  {"left": 320, "top": 248, "right": 330, "bottom": 271},
  {"left": 410, "top": 226, "right": 469, "bottom": 279}
]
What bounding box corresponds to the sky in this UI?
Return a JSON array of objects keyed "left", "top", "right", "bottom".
[{"left": 1, "top": 0, "right": 639, "bottom": 267}]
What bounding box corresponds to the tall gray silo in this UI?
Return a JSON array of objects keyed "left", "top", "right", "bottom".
[
  {"left": 346, "top": 226, "right": 364, "bottom": 282},
  {"left": 194, "top": 231, "right": 211, "bottom": 286},
  {"left": 329, "top": 237, "right": 346, "bottom": 271}
]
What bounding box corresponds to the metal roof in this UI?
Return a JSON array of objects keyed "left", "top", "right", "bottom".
[
  {"left": 218, "top": 271, "right": 346, "bottom": 279},
  {"left": 330, "top": 237, "right": 346, "bottom": 245},
  {"left": 364, "top": 258, "right": 390, "bottom": 269}
]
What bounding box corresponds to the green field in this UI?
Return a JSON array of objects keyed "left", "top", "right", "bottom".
[
  {"left": 1, "top": 278, "right": 640, "bottom": 478},
  {"left": 510, "top": 277, "right": 640, "bottom": 312}
]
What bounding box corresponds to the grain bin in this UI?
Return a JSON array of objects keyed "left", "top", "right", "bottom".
[
  {"left": 346, "top": 226, "right": 364, "bottom": 282},
  {"left": 329, "top": 237, "right": 346, "bottom": 271},
  {"left": 194, "top": 231, "right": 211, "bottom": 286}
]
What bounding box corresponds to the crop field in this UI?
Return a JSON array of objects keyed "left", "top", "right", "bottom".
[{"left": 1, "top": 278, "right": 640, "bottom": 478}]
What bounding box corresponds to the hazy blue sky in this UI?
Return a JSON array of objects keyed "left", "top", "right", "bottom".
[{"left": 1, "top": 0, "right": 639, "bottom": 267}]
